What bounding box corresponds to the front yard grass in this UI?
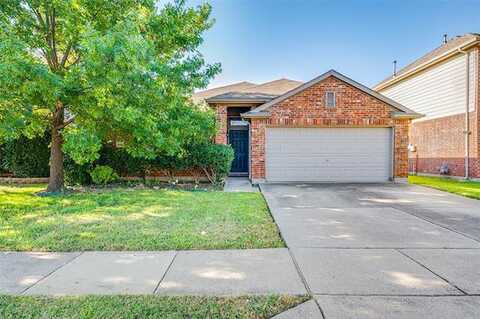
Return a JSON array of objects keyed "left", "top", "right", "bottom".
[
  {"left": 0, "top": 295, "right": 308, "bottom": 319},
  {"left": 0, "top": 185, "right": 284, "bottom": 251},
  {"left": 408, "top": 175, "right": 480, "bottom": 200}
]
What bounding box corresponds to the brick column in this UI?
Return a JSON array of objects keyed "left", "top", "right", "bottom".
[
  {"left": 250, "top": 118, "right": 267, "bottom": 182},
  {"left": 214, "top": 105, "right": 228, "bottom": 145},
  {"left": 394, "top": 119, "right": 410, "bottom": 178}
]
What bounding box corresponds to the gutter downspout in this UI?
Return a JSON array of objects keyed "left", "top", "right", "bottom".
[{"left": 459, "top": 48, "right": 471, "bottom": 179}]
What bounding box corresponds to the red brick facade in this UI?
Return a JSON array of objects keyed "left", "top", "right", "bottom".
[
  {"left": 406, "top": 46, "right": 480, "bottom": 178},
  {"left": 408, "top": 112, "right": 480, "bottom": 178},
  {"left": 247, "top": 76, "right": 411, "bottom": 181}
]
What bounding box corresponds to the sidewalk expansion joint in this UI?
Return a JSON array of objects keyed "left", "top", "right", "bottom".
[
  {"left": 396, "top": 249, "right": 468, "bottom": 296},
  {"left": 287, "top": 248, "right": 327, "bottom": 319},
  {"left": 153, "top": 250, "right": 178, "bottom": 294},
  {"left": 21, "top": 251, "right": 84, "bottom": 295}
]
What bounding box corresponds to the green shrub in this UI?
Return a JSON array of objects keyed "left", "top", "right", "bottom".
[
  {"left": 64, "top": 146, "right": 145, "bottom": 186},
  {"left": 191, "top": 143, "right": 234, "bottom": 187},
  {"left": 63, "top": 142, "right": 233, "bottom": 187},
  {"left": 150, "top": 153, "right": 191, "bottom": 183},
  {"left": 99, "top": 146, "right": 148, "bottom": 176},
  {"left": 90, "top": 165, "right": 119, "bottom": 186},
  {"left": 64, "top": 157, "right": 93, "bottom": 186},
  {"left": 0, "top": 144, "right": 7, "bottom": 175},
  {"left": 1, "top": 134, "right": 50, "bottom": 177}
]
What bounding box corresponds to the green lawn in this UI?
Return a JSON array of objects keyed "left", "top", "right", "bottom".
[
  {"left": 0, "top": 295, "right": 308, "bottom": 319},
  {"left": 0, "top": 185, "right": 284, "bottom": 251},
  {"left": 408, "top": 175, "right": 480, "bottom": 200}
]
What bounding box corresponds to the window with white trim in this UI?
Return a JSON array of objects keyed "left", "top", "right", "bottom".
[{"left": 325, "top": 91, "right": 336, "bottom": 108}]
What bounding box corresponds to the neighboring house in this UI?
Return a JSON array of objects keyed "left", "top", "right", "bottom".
[
  {"left": 197, "top": 70, "right": 420, "bottom": 183},
  {"left": 375, "top": 33, "right": 480, "bottom": 178}
]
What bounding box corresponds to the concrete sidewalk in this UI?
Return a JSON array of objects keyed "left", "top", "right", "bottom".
[
  {"left": 0, "top": 249, "right": 307, "bottom": 296},
  {"left": 224, "top": 177, "right": 259, "bottom": 192}
]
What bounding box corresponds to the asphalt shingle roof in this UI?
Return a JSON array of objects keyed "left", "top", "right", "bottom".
[
  {"left": 192, "top": 81, "right": 258, "bottom": 103},
  {"left": 197, "top": 79, "right": 303, "bottom": 103},
  {"left": 246, "top": 79, "right": 303, "bottom": 95},
  {"left": 205, "top": 92, "right": 279, "bottom": 102}
]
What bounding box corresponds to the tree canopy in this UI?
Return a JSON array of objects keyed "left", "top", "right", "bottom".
[{"left": 0, "top": 0, "right": 220, "bottom": 191}]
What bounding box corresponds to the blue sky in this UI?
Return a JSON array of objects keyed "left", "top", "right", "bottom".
[{"left": 161, "top": 0, "right": 480, "bottom": 88}]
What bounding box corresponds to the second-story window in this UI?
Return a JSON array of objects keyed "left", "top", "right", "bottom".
[{"left": 325, "top": 91, "right": 336, "bottom": 108}]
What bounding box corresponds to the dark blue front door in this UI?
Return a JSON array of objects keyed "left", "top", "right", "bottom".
[{"left": 229, "top": 130, "right": 249, "bottom": 174}]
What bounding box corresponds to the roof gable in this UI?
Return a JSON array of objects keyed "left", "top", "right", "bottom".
[{"left": 244, "top": 70, "right": 421, "bottom": 118}]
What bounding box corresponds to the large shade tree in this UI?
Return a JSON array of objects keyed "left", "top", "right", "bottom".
[{"left": 0, "top": 0, "right": 220, "bottom": 192}]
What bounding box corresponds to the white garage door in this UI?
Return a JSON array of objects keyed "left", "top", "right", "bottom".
[{"left": 265, "top": 128, "right": 392, "bottom": 182}]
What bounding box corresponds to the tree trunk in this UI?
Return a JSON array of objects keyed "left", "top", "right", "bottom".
[{"left": 47, "top": 106, "right": 64, "bottom": 192}]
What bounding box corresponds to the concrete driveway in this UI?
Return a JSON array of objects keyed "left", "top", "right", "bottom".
[{"left": 261, "top": 183, "right": 480, "bottom": 319}]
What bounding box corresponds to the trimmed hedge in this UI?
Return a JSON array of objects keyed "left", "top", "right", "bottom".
[
  {"left": 1, "top": 134, "right": 50, "bottom": 177},
  {"left": 66, "top": 143, "right": 234, "bottom": 186},
  {"left": 64, "top": 157, "right": 93, "bottom": 186},
  {"left": 0, "top": 144, "right": 6, "bottom": 175},
  {"left": 1, "top": 135, "right": 234, "bottom": 187},
  {"left": 99, "top": 147, "right": 148, "bottom": 177}
]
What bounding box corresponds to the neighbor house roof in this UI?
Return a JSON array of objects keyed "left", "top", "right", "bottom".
[
  {"left": 243, "top": 69, "right": 423, "bottom": 119},
  {"left": 245, "top": 78, "right": 303, "bottom": 95},
  {"left": 199, "top": 78, "right": 303, "bottom": 104},
  {"left": 374, "top": 33, "right": 480, "bottom": 90},
  {"left": 192, "top": 81, "right": 258, "bottom": 103},
  {"left": 204, "top": 92, "right": 278, "bottom": 103}
]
